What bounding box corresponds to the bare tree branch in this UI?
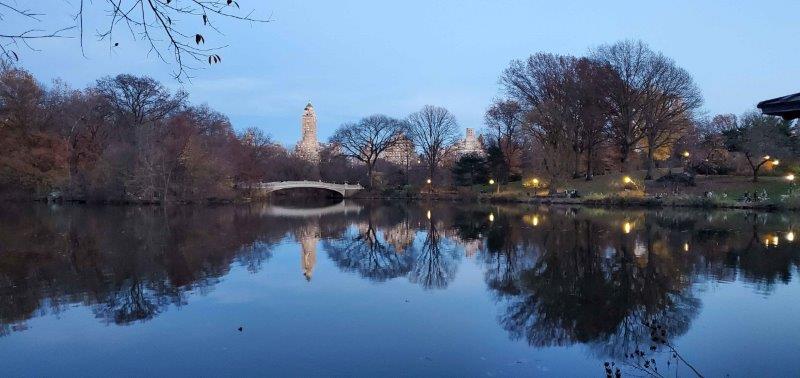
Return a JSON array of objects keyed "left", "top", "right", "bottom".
[{"left": 0, "top": 0, "right": 271, "bottom": 80}]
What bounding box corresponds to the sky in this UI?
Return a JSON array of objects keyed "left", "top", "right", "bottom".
[{"left": 5, "top": 0, "right": 800, "bottom": 146}]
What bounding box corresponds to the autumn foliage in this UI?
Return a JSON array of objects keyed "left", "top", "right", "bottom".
[{"left": 0, "top": 63, "right": 287, "bottom": 202}]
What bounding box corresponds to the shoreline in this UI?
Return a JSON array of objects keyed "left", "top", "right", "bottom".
[
  {"left": 351, "top": 192, "right": 795, "bottom": 211},
  {"left": 8, "top": 192, "right": 795, "bottom": 212}
]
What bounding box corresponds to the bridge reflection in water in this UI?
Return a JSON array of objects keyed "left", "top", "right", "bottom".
[{"left": 262, "top": 201, "right": 363, "bottom": 218}]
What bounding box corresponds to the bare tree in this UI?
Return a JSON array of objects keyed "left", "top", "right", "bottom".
[
  {"left": 727, "top": 111, "right": 793, "bottom": 182},
  {"left": 639, "top": 54, "right": 702, "bottom": 180},
  {"left": 0, "top": 1, "right": 270, "bottom": 80},
  {"left": 500, "top": 53, "right": 579, "bottom": 191},
  {"left": 591, "top": 40, "right": 652, "bottom": 172},
  {"left": 484, "top": 100, "right": 525, "bottom": 183},
  {"left": 329, "top": 114, "right": 405, "bottom": 189},
  {"left": 575, "top": 58, "right": 614, "bottom": 180},
  {"left": 96, "top": 74, "right": 187, "bottom": 127},
  {"left": 406, "top": 105, "right": 460, "bottom": 184}
]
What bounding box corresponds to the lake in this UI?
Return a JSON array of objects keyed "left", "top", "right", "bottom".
[{"left": 1, "top": 201, "right": 799, "bottom": 377}]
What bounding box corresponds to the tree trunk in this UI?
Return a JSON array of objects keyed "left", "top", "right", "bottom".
[
  {"left": 572, "top": 145, "right": 581, "bottom": 179},
  {"left": 746, "top": 155, "right": 759, "bottom": 183},
  {"left": 619, "top": 144, "right": 630, "bottom": 173},
  {"left": 367, "top": 163, "right": 374, "bottom": 190},
  {"left": 585, "top": 148, "right": 593, "bottom": 181},
  {"left": 645, "top": 146, "right": 655, "bottom": 180}
]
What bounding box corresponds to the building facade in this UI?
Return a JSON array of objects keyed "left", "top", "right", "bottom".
[
  {"left": 454, "top": 128, "right": 485, "bottom": 157},
  {"left": 381, "top": 134, "right": 416, "bottom": 166}
]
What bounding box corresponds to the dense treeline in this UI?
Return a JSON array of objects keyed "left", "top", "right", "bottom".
[
  {"left": 476, "top": 40, "right": 799, "bottom": 188},
  {"left": 0, "top": 61, "right": 314, "bottom": 202},
  {"left": 3, "top": 40, "right": 798, "bottom": 202},
  {"left": 0, "top": 61, "right": 429, "bottom": 202}
]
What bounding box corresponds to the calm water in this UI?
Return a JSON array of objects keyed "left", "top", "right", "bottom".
[{"left": 1, "top": 201, "right": 799, "bottom": 377}]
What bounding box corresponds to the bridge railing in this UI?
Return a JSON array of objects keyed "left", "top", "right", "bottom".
[{"left": 238, "top": 181, "right": 364, "bottom": 190}]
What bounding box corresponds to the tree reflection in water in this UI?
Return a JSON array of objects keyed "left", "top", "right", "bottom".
[
  {"left": 498, "top": 215, "right": 701, "bottom": 366},
  {"left": 0, "top": 204, "right": 282, "bottom": 333},
  {"left": 1, "top": 201, "right": 800, "bottom": 374},
  {"left": 324, "top": 204, "right": 460, "bottom": 289},
  {"left": 324, "top": 213, "right": 414, "bottom": 282},
  {"left": 479, "top": 207, "right": 800, "bottom": 376},
  {"left": 408, "top": 216, "right": 460, "bottom": 290}
]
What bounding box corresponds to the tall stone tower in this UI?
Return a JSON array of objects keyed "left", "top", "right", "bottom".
[{"left": 296, "top": 102, "right": 320, "bottom": 163}]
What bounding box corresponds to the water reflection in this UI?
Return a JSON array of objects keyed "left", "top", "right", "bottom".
[
  {"left": 1, "top": 202, "right": 800, "bottom": 374},
  {"left": 324, "top": 206, "right": 414, "bottom": 282}
]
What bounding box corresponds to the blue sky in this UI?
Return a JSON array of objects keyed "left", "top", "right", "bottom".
[{"left": 7, "top": 0, "right": 800, "bottom": 146}]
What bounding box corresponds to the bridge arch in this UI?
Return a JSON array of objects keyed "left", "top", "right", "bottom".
[
  {"left": 248, "top": 180, "right": 364, "bottom": 198},
  {"left": 267, "top": 185, "right": 346, "bottom": 198}
]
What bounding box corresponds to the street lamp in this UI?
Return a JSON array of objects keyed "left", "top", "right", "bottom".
[
  {"left": 622, "top": 176, "right": 641, "bottom": 192},
  {"left": 786, "top": 174, "right": 795, "bottom": 182},
  {"left": 772, "top": 159, "right": 780, "bottom": 166},
  {"left": 488, "top": 179, "right": 500, "bottom": 194},
  {"left": 623, "top": 221, "right": 633, "bottom": 234},
  {"left": 681, "top": 151, "right": 691, "bottom": 173}
]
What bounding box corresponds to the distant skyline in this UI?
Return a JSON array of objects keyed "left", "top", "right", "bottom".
[{"left": 6, "top": 0, "right": 800, "bottom": 146}]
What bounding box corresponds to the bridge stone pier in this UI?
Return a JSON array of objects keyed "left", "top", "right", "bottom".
[{"left": 249, "top": 181, "right": 364, "bottom": 198}]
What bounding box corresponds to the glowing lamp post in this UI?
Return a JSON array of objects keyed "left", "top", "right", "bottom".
[
  {"left": 489, "top": 179, "right": 500, "bottom": 194},
  {"left": 623, "top": 221, "right": 633, "bottom": 234},
  {"left": 682, "top": 151, "right": 691, "bottom": 173},
  {"left": 622, "top": 176, "right": 639, "bottom": 191}
]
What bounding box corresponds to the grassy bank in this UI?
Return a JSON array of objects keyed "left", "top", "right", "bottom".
[{"left": 465, "top": 171, "right": 800, "bottom": 211}]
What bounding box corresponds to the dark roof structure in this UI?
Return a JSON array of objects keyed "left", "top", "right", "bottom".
[{"left": 757, "top": 92, "right": 800, "bottom": 120}]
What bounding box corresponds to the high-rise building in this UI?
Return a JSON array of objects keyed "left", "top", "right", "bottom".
[
  {"left": 381, "top": 134, "right": 415, "bottom": 166},
  {"left": 296, "top": 102, "right": 320, "bottom": 163},
  {"left": 454, "top": 128, "right": 485, "bottom": 157}
]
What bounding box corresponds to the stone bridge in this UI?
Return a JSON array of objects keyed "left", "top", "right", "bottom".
[{"left": 249, "top": 181, "right": 365, "bottom": 198}]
